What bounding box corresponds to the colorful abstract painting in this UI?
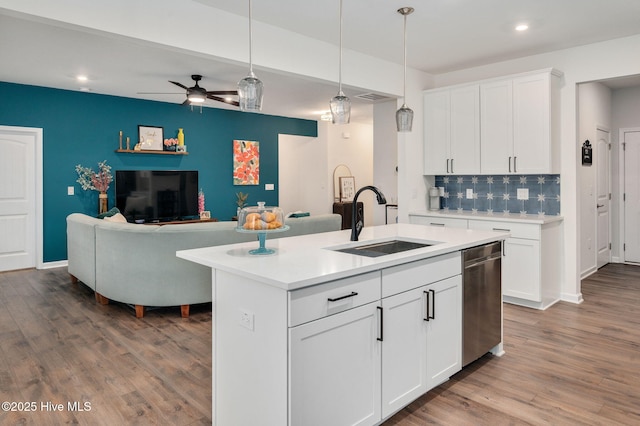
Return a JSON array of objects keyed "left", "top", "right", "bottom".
[{"left": 233, "top": 140, "right": 259, "bottom": 185}]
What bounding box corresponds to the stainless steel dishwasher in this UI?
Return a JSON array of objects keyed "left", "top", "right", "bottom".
[{"left": 462, "top": 241, "right": 502, "bottom": 367}]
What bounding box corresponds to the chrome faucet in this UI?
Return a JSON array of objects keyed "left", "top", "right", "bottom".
[{"left": 351, "top": 186, "right": 387, "bottom": 241}]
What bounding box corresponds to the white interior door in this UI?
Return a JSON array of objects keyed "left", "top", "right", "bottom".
[
  {"left": 0, "top": 126, "right": 41, "bottom": 271},
  {"left": 623, "top": 129, "right": 640, "bottom": 263},
  {"left": 596, "top": 128, "right": 611, "bottom": 268}
]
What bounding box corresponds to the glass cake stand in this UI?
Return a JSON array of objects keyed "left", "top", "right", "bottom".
[{"left": 235, "top": 225, "right": 290, "bottom": 255}]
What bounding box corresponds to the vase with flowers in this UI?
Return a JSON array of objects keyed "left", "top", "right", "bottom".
[
  {"left": 75, "top": 160, "right": 113, "bottom": 214},
  {"left": 163, "top": 138, "right": 178, "bottom": 152}
]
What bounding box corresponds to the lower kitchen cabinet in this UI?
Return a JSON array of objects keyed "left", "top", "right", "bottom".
[
  {"left": 289, "top": 302, "right": 382, "bottom": 426},
  {"left": 502, "top": 237, "right": 540, "bottom": 301},
  {"left": 425, "top": 276, "right": 462, "bottom": 389}
]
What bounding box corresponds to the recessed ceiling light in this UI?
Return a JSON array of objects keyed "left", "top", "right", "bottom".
[
  {"left": 79, "top": 87, "right": 91, "bottom": 92},
  {"left": 515, "top": 24, "right": 529, "bottom": 32},
  {"left": 76, "top": 75, "right": 88, "bottom": 82}
]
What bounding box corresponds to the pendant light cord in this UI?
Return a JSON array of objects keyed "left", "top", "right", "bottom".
[
  {"left": 338, "top": 0, "right": 343, "bottom": 94},
  {"left": 249, "top": 0, "right": 254, "bottom": 75},
  {"left": 402, "top": 12, "right": 407, "bottom": 103}
]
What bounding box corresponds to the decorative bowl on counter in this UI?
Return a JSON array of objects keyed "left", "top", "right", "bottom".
[
  {"left": 237, "top": 202, "right": 285, "bottom": 231},
  {"left": 236, "top": 202, "right": 289, "bottom": 255}
]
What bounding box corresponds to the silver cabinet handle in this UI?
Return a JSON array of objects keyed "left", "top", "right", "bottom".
[
  {"left": 446, "top": 158, "right": 450, "bottom": 173},
  {"left": 451, "top": 158, "right": 454, "bottom": 174},
  {"left": 597, "top": 204, "right": 604, "bottom": 208},
  {"left": 514, "top": 156, "right": 517, "bottom": 173},
  {"left": 430, "top": 223, "right": 446, "bottom": 226},
  {"left": 492, "top": 227, "right": 510, "bottom": 232},
  {"left": 508, "top": 156, "right": 512, "bottom": 173}
]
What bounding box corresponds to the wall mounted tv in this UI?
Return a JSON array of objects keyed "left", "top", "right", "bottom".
[{"left": 115, "top": 170, "right": 199, "bottom": 223}]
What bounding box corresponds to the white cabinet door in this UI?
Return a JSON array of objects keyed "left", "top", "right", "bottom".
[
  {"left": 425, "top": 275, "right": 462, "bottom": 390},
  {"left": 449, "top": 85, "right": 480, "bottom": 174},
  {"left": 502, "top": 238, "right": 541, "bottom": 301},
  {"left": 424, "top": 90, "right": 450, "bottom": 175},
  {"left": 512, "top": 73, "right": 551, "bottom": 174},
  {"left": 480, "top": 79, "right": 513, "bottom": 174},
  {"left": 381, "top": 287, "right": 428, "bottom": 418},
  {"left": 289, "top": 303, "right": 381, "bottom": 426}
]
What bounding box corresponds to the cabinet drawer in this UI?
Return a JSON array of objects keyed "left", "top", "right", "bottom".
[
  {"left": 381, "top": 252, "right": 461, "bottom": 298},
  {"left": 288, "top": 271, "right": 381, "bottom": 327},
  {"left": 409, "top": 215, "right": 468, "bottom": 229},
  {"left": 468, "top": 219, "right": 540, "bottom": 240}
]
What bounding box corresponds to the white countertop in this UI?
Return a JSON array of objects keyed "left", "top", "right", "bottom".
[
  {"left": 409, "top": 209, "right": 563, "bottom": 225},
  {"left": 177, "top": 223, "right": 508, "bottom": 291}
]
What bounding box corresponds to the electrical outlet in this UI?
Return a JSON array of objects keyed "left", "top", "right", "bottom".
[
  {"left": 438, "top": 187, "right": 445, "bottom": 196},
  {"left": 265, "top": 183, "right": 274, "bottom": 190},
  {"left": 517, "top": 188, "right": 529, "bottom": 200},
  {"left": 239, "top": 309, "right": 254, "bottom": 331},
  {"left": 466, "top": 188, "right": 473, "bottom": 199},
  {"left": 67, "top": 186, "right": 74, "bottom": 196}
]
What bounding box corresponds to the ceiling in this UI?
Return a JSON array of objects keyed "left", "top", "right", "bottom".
[{"left": 1, "top": 0, "right": 640, "bottom": 123}]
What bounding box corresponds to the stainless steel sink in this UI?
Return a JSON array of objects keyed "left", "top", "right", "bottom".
[{"left": 334, "top": 239, "right": 434, "bottom": 257}]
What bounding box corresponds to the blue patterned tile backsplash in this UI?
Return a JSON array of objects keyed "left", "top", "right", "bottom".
[{"left": 435, "top": 175, "right": 561, "bottom": 216}]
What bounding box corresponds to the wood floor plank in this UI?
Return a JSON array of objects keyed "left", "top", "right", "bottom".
[{"left": 1, "top": 262, "right": 639, "bottom": 425}]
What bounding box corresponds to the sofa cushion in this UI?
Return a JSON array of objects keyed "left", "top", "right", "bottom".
[
  {"left": 97, "top": 206, "right": 120, "bottom": 219},
  {"left": 103, "top": 212, "right": 127, "bottom": 223}
]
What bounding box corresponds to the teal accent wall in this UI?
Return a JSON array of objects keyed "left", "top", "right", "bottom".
[{"left": 0, "top": 81, "right": 317, "bottom": 262}]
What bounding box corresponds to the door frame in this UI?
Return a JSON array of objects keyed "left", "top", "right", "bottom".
[
  {"left": 0, "top": 125, "right": 43, "bottom": 269},
  {"left": 618, "top": 127, "right": 640, "bottom": 264},
  {"left": 595, "top": 125, "right": 611, "bottom": 268}
]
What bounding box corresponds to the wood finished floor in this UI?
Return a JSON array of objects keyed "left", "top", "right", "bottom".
[{"left": 0, "top": 263, "right": 638, "bottom": 425}]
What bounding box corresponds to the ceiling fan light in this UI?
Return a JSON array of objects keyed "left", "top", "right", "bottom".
[
  {"left": 188, "top": 93, "right": 205, "bottom": 103},
  {"left": 330, "top": 92, "right": 351, "bottom": 124},
  {"left": 238, "top": 71, "right": 264, "bottom": 112},
  {"left": 396, "top": 104, "right": 414, "bottom": 132}
]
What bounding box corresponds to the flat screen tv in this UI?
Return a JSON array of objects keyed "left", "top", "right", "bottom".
[{"left": 115, "top": 170, "right": 199, "bottom": 223}]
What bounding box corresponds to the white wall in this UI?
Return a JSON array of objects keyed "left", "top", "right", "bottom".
[
  {"left": 279, "top": 121, "right": 376, "bottom": 226},
  {"left": 410, "top": 34, "right": 640, "bottom": 304},
  {"left": 373, "top": 100, "right": 398, "bottom": 225},
  {"left": 278, "top": 134, "right": 330, "bottom": 216},
  {"left": 577, "top": 82, "right": 611, "bottom": 278}
]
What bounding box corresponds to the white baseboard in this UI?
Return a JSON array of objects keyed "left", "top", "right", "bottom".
[
  {"left": 39, "top": 260, "right": 68, "bottom": 270},
  {"left": 580, "top": 266, "right": 597, "bottom": 280},
  {"left": 561, "top": 292, "right": 584, "bottom": 304}
]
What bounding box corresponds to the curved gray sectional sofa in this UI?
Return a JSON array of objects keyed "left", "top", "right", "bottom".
[{"left": 66, "top": 213, "right": 342, "bottom": 318}]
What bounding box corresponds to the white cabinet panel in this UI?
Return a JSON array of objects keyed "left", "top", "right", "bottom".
[
  {"left": 381, "top": 287, "right": 427, "bottom": 418},
  {"left": 502, "top": 238, "right": 541, "bottom": 301},
  {"left": 480, "top": 79, "right": 513, "bottom": 174},
  {"left": 290, "top": 303, "right": 381, "bottom": 426},
  {"left": 424, "top": 85, "right": 480, "bottom": 175},
  {"left": 426, "top": 275, "right": 462, "bottom": 390}
]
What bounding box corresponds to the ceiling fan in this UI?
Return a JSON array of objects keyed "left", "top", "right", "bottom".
[{"left": 139, "top": 74, "right": 239, "bottom": 107}]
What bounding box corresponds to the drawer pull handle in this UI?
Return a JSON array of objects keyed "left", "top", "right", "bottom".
[
  {"left": 492, "top": 228, "right": 510, "bottom": 232},
  {"left": 423, "top": 289, "right": 436, "bottom": 321},
  {"left": 377, "top": 306, "right": 384, "bottom": 342},
  {"left": 430, "top": 222, "right": 446, "bottom": 227},
  {"left": 327, "top": 291, "right": 358, "bottom": 302}
]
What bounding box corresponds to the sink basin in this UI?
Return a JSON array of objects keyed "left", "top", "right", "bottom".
[{"left": 334, "top": 239, "right": 434, "bottom": 258}]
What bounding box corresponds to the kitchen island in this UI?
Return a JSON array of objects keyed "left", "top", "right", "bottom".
[{"left": 177, "top": 223, "right": 508, "bottom": 426}]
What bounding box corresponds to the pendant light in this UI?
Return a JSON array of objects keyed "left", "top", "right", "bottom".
[
  {"left": 330, "top": 0, "right": 351, "bottom": 124},
  {"left": 238, "top": 0, "right": 263, "bottom": 112},
  {"left": 396, "top": 7, "right": 414, "bottom": 132}
]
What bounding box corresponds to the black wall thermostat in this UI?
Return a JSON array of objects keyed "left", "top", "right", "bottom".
[{"left": 582, "top": 140, "right": 592, "bottom": 165}]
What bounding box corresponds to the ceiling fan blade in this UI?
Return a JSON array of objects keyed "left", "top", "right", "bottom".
[
  {"left": 169, "top": 81, "right": 189, "bottom": 90},
  {"left": 182, "top": 99, "right": 191, "bottom": 106},
  {"left": 206, "top": 90, "right": 238, "bottom": 96},
  {"left": 137, "top": 92, "right": 183, "bottom": 95},
  {"left": 207, "top": 94, "right": 240, "bottom": 107}
]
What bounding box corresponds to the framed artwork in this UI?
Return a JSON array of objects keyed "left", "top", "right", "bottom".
[
  {"left": 339, "top": 176, "right": 356, "bottom": 202},
  {"left": 233, "top": 140, "right": 260, "bottom": 185},
  {"left": 138, "top": 125, "right": 163, "bottom": 151}
]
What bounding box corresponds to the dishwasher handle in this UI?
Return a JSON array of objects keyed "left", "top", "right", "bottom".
[{"left": 464, "top": 252, "right": 502, "bottom": 269}]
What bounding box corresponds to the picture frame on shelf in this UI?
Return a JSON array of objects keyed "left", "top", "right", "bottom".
[
  {"left": 138, "top": 125, "right": 163, "bottom": 151},
  {"left": 177, "top": 145, "right": 187, "bottom": 153},
  {"left": 339, "top": 176, "right": 356, "bottom": 202}
]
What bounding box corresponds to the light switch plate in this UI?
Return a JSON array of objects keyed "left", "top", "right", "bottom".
[
  {"left": 265, "top": 183, "right": 274, "bottom": 190},
  {"left": 466, "top": 188, "right": 473, "bottom": 199},
  {"left": 517, "top": 188, "right": 529, "bottom": 200},
  {"left": 67, "top": 186, "right": 74, "bottom": 196}
]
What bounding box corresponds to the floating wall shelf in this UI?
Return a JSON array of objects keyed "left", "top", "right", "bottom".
[{"left": 115, "top": 149, "right": 188, "bottom": 156}]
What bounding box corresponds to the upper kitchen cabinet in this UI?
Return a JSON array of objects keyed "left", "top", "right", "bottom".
[
  {"left": 423, "top": 85, "right": 480, "bottom": 175},
  {"left": 481, "top": 69, "right": 562, "bottom": 174}
]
